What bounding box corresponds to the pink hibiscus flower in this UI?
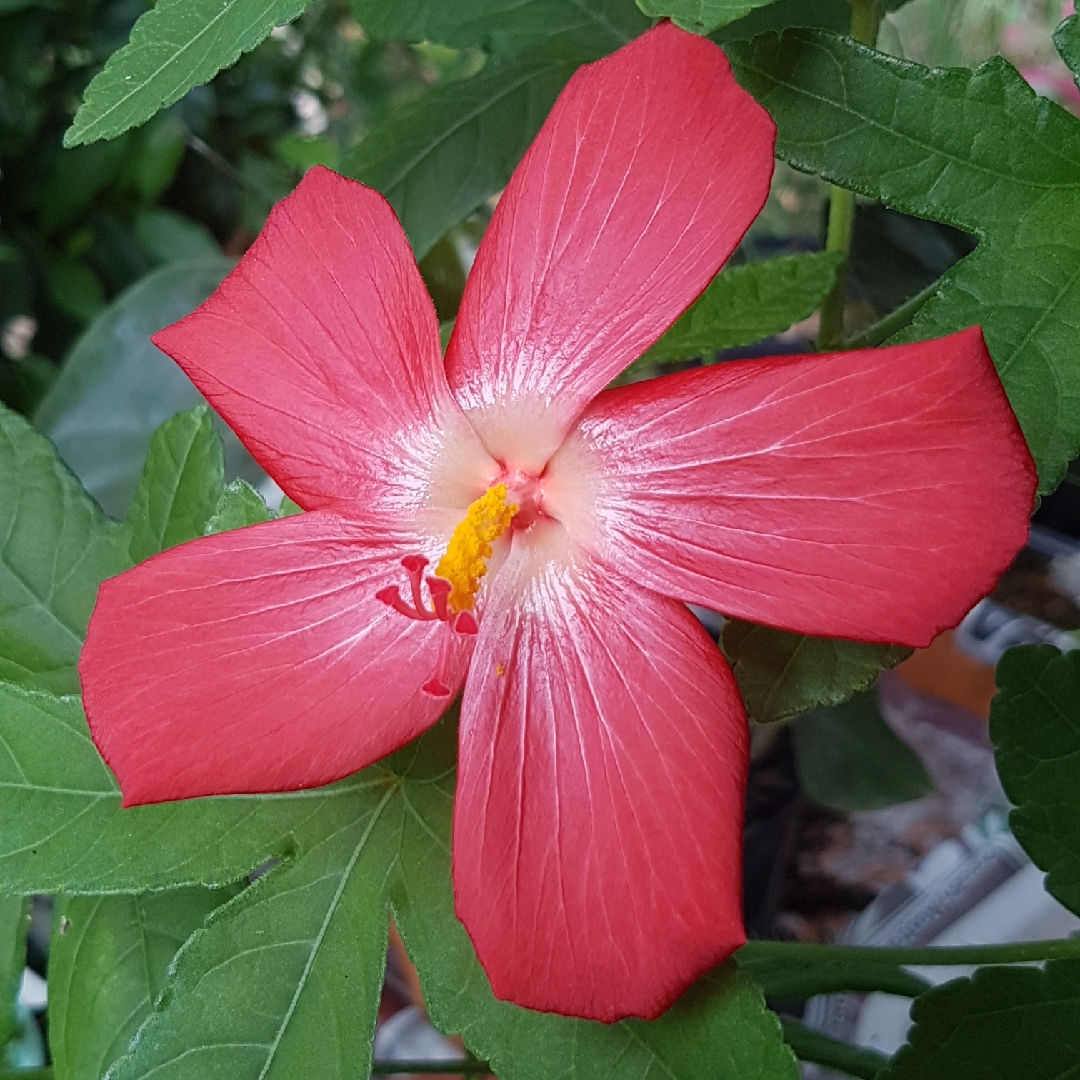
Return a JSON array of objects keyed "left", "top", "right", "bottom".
[{"left": 80, "top": 22, "right": 1036, "bottom": 1022}]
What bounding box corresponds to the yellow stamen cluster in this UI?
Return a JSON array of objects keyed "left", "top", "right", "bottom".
[{"left": 436, "top": 484, "right": 517, "bottom": 613}]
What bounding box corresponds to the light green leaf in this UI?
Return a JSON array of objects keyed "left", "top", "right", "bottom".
[
  {"left": 878, "top": 961, "right": 1080, "bottom": 1080},
  {"left": 0, "top": 680, "right": 395, "bottom": 894},
  {"left": 638, "top": 0, "right": 781, "bottom": 35},
  {"left": 344, "top": 60, "right": 576, "bottom": 261},
  {"left": 722, "top": 618, "right": 910, "bottom": 725},
  {"left": 106, "top": 783, "right": 399, "bottom": 1080},
  {"left": 110, "top": 719, "right": 798, "bottom": 1080},
  {"left": 33, "top": 259, "right": 257, "bottom": 520},
  {"left": 0, "top": 402, "right": 130, "bottom": 695},
  {"left": 991, "top": 644, "right": 1080, "bottom": 917},
  {"left": 0, "top": 897, "right": 30, "bottom": 1051},
  {"left": 205, "top": 479, "right": 275, "bottom": 535},
  {"left": 127, "top": 406, "right": 225, "bottom": 563},
  {"left": 64, "top": 0, "right": 314, "bottom": 147},
  {"left": 792, "top": 689, "right": 933, "bottom": 810},
  {"left": 726, "top": 29, "right": 1080, "bottom": 493},
  {"left": 347, "top": 0, "right": 648, "bottom": 60},
  {"left": 49, "top": 888, "right": 237, "bottom": 1080},
  {"left": 642, "top": 251, "right": 843, "bottom": 363}
]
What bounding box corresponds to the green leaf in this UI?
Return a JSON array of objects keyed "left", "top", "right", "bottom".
[
  {"left": 37, "top": 138, "right": 132, "bottom": 235},
  {"left": 0, "top": 897, "right": 30, "bottom": 1051},
  {"left": 33, "top": 259, "right": 255, "bottom": 520},
  {"left": 711, "top": 0, "right": 851, "bottom": 41},
  {"left": 346, "top": 0, "right": 648, "bottom": 60},
  {"left": 107, "top": 784, "right": 399, "bottom": 1080},
  {"left": 127, "top": 406, "right": 225, "bottom": 563},
  {"left": 122, "top": 113, "right": 188, "bottom": 203},
  {"left": 737, "top": 941, "right": 930, "bottom": 1001},
  {"left": 637, "top": 0, "right": 781, "bottom": 35},
  {"left": 0, "top": 402, "right": 130, "bottom": 696},
  {"left": 792, "top": 689, "right": 934, "bottom": 810},
  {"left": 726, "top": 29, "right": 1080, "bottom": 493},
  {"left": 205, "top": 479, "right": 275, "bottom": 535},
  {"left": 1054, "top": 15, "right": 1080, "bottom": 93},
  {"left": 878, "top": 961, "right": 1080, "bottom": 1080},
  {"left": 63, "top": 0, "right": 314, "bottom": 147},
  {"left": 49, "top": 887, "right": 238, "bottom": 1080},
  {"left": 134, "top": 210, "right": 220, "bottom": 265},
  {"left": 45, "top": 257, "right": 106, "bottom": 323},
  {"left": 642, "top": 251, "right": 843, "bottom": 363},
  {"left": 273, "top": 133, "right": 340, "bottom": 173},
  {"left": 0, "top": 680, "right": 398, "bottom": 894},
  {"left": 722, "top": 618, "right": 910, "bottom": 725},
  {"left": 991, "top": 644, "right": 1080, "bottom": 917},
  {"left": 344, "top": 60, "right": 576, "bottom": 261},
  {"left": 110, "top": 719, "right": 799, "bottom": 1080}
]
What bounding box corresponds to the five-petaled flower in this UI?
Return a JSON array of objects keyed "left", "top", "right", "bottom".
[{"left": 81, "top": 22, "right": 1036, "bottom": 1022}]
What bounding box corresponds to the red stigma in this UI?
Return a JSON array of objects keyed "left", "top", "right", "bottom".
[{"left": 376, "top": 556, "right": 479, "bottom": 697}]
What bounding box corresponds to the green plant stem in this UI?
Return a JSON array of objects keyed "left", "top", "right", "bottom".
[
  {"left": 0, "top": 1070, "right": 53, "bottom": 1080},
  {"left": 818, "top": 185, "right": 856, "bottom": 349},
  {"left": 780, "top": 1017, "right": 890, "bottom": 1080},
  {"left": 740, "top": 937, "right": 1080, "bottom": 967},
  {"left": 844, "top": 278, "right": 940, "bottom": 349},
  {"left": 817, "top": 0, "right": 885, "bottom": 350},
  {"left": 371, "top": 1062, "right": 492, "bottom": 1075}
]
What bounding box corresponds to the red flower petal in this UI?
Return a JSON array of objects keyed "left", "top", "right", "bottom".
[
  {"left": 152, "top": 166, "right": 494, "bottom": 517},
  {"left": 547, "top": 328, "right": 1037, "bottom": 646},
  {"left": 454, "top": 523, "right": 748, "bottom": 1021},
  {"left": 444, "top": 21, "right": 775, "bottom": 473},
  {"left": 81, "top": 513, "right": 469, "bottom": 805}
]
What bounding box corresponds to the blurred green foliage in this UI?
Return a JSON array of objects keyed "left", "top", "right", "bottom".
[{"left": 0, "top": 0, "right": 481, "bottom": 413}]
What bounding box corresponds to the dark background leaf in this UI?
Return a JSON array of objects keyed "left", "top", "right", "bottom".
[
  {"left": 344, "top": 60, "right": 574, "bottom": 261},
  {"left": 879, "top": 961, "right": 1080, "bottom": 1080},
  {"left": 347, "top": 0, "right": 648, "bottom": 61},
  {"left": 991, "top": 644, "right": 1080, "bottom": 917},
  {"left": 792, "top": 688, "right": 933, "bottom": 811},
  {"left": 33, "top": 259, "right": 258, "bottom": 519}
]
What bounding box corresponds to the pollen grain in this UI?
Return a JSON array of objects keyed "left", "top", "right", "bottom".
[{"left": 435, "top": 484, "right": 517, "bottom": 613}]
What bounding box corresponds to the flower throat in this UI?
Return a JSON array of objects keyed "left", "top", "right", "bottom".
[{"left": 375, "top": 484, "right": 518, "bottom": 696}]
